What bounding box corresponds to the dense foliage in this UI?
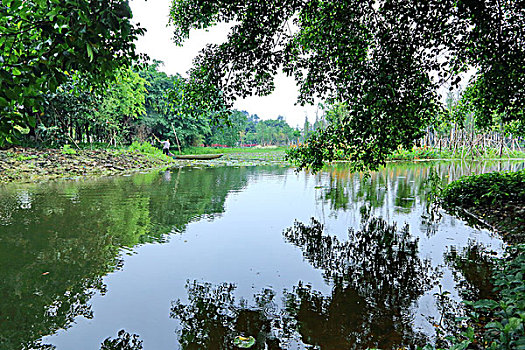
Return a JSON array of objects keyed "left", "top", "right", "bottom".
[
  {"left": 17, "top": 61, "right": 298, "bottom": 150},
  {"left": 209, "top": 113, "right": 297, "bottom": 146},
  {"left": 139, "top": 64, "right": 299, "bottom": 149},
  {"left": 142, "top": 64, "right": 298, "bottom": 148},
  {"left": 170, "top": 0, "right": 525, "bottom": 171},
  {"left": 38, "top": 68, "right": 147, "bottom": 146},
  {"left": 482, "top": 244, "right": 525, "bottom": 349},
  {"left": 138, "top": 62, "right": 211, "bottom": 148},
  {"left": 426, "top": 244, "right": 525, "bottom": 350},
  {"left": 441, "top": 170, "right": 525, "bottom": 208},
  {"left": 0, "top": 0, "right": 145, "bottom": 146}
]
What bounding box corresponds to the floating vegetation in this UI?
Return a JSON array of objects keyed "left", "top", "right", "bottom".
[
  {"left": 176, "top": 151, "right": 289, "bottom": 168},
  {"left": 233, "top": 336, "right": 256, "bottom": 348}
]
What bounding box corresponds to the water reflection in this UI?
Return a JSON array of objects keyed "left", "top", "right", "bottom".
[
  {"left": 283, "top": 217, "right": 438, "bottom": 349},
  {"left": 0, "top": 167, "right": 282, "bottom": 349},
  {"left": 100, "top": 330, "right": 143, "bottom": 350},
  {"left": 317, "top": 160, "right": 525, "bottom": 219},
  {"left": 171, "top": 216, "right": 439, "bottom": 349},
  {"left": 444, "top": 242, "right": 497, "bottom": 302},
  {"left": 0, "top": 161, "right": 517, "bottom": 349},
  {"left": 426, "top": 242, "right": 500, "bottom": 347},
  {"left": 171, "top": 282, "right": 287, "bottom": 350}
]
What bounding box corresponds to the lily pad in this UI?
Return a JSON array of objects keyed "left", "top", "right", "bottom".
[{"left": 233, "top": 335, "right": 255, "bottom": 348}]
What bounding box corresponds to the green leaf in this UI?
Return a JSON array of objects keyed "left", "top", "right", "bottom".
[
  {"left": 86, "top": 43, "right": 94, "bottom": 62},
  {"left": 5, "top": 87, "right": 19, "bottom": 100},
  {"left": 504, "top": 317, "right": 522, "bottom": 332},
  {"left": 485, "top": 321, "right": 503, "bottom": 330},
  {"left": 449, "top": 340, "right": 471, "bottom": 350},
  {"left": 27, "top": 114, "right": 36, "bottom": 128},
  {"left": 473, "top": 299, "right": 499, "bottom": 310},
  {"left": 233, "top": 336, "right": 255, "bottom": 348}
]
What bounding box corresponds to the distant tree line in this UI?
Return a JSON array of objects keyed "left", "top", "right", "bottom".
[{"left": 18, "top": 61, "right": 301, "bottom": 149}]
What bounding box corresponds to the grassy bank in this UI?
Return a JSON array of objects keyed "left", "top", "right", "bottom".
[
  {"left": 178, "top": 146, "right": 288, "bottom": 155},
  {"left": 388, "top": 146, "right": 525, "bottom": 161},
  {"left": 426, "top": 170, "right": 525, "bottom": 349},
  {"left": 0, "top": 143, "right": 292, "bottom": 183},
  {"left": 0, "top": 143, "right": 175, "bottom": 184},
  {"left": 441, "top": 170, "right": 525, "bottom": 244}
]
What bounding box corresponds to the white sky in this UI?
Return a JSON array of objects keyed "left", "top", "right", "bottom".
[{"left": 129, "top": 0, "right": 317, "bottom": 128}]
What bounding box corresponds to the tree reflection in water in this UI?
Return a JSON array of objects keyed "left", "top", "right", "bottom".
[
  {"left": 171, "top": 281, "right": 289, "bottom": 349},
  {"left": 425, "top": 242, "right": 500, "bottom": 347},
  {"left": 318, "top": 161, "right": 525, "bottom": 225},
  {"left": 283, "top": 217, "right": 438, "bottom": 349},
  {"left": 172, "top": 217, "right": 439, "bottom": 349},
  {"left": 100, "top": 330, "right": 143, "bottom": 350},
  {"left": 444, "top": 242, "right": 497, "bottom": 302},
  {"left": 0, "top": 167, "right": 263, "bottom": 349}
]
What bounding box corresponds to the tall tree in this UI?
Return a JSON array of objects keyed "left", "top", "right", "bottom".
[
  {"left": 36, "top": 68, "right": 147, "bottom": 146},
  {"left": 0, "top": 0, "right": 144, "bottom": 146},
  {"left": 207, "top": 110, "right": 248, "bottom": 146},
  {"left": 303, "top": 117, "right": 310, "bottom": 141},
  {"left": 94, "top": 68, "right": 147, "bottom": 145},
  {"left": 170, "top": 0, "right": 525, "bottom": 171},
  {"left": 140, "top": 62, "right": 212, "bottom": 148}
]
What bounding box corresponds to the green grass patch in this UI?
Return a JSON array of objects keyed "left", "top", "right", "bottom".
[
  {"left": 441, "top": 170, "right": 525, "bottom": 208},
  {"left": 127, "top": 141, "right": 164, "bottom": 155},
  {"left": 389, "top": 146, "right": 525, "bottom": 161},
  {"left": 180, "top": 146, "right": 288, "bottom": 155},
  {"left": 388, "top": 147, "right": 452, "bottom": 160},
  {"left": 14, "top": 154, "right": 38, "bottom": 161},
  {"left": 61, "top": 144, "right": 77, "bottom": 155}
]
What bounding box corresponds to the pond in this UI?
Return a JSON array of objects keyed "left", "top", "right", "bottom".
[{"left": 1, "top": 160, "right": 523, "bottom": 349}]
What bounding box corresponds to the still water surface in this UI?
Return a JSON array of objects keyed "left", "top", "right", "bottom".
[{"left": 1, "top": 161, "right": 523, "bottom": 349}]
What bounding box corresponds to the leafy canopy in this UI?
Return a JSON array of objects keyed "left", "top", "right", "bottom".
[
  {"left": 170, "top": 0, "right": 525, "bottom": 171},
  {"left": 0, "top": 0, "right": 144, "bottom": 146}
]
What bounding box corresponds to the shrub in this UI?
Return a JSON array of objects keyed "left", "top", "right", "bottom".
[
  {"left": 483, "top": 244, "right": 525, "bottom": 349},
  {"left": 441, "top": 170, "right": 525, "bottom": 207},
  {"left": 128, "top": 141, "right": 163, "bottom": 156},
  {"left": 15, "top": 154, "right": 37, "bottom": 161},
  {"left": 61, "top": 144, "right": 76, "bottom": 155},
  {"left": 420, "top": 244, "right": 525, "bottom": 350}
]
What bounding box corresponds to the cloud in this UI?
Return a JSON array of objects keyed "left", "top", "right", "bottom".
[{"left": 130, "top": 0, "right": 317, "bottom": 126}]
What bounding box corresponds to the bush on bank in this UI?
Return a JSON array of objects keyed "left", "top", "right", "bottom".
[
  {"left": 421, "top": 244, "right": 524, "bottom": 350},
  {"left": 423, "top": 171, "right": 525, "bottom": 349},
  {"left": 441, "top": 170, "right": 525, "bottom": 207}
]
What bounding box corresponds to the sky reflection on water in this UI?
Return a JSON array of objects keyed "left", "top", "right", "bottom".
[{"left": 0, "top": 161, "right": 522, "bottom": 349}]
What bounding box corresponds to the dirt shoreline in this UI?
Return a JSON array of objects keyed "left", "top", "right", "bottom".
[
  {"left": 0, "top": 147, "right": 177, "bottom": 184},
  {"left": 455, "top": 203, "right": 525, "bottom": 244}
]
